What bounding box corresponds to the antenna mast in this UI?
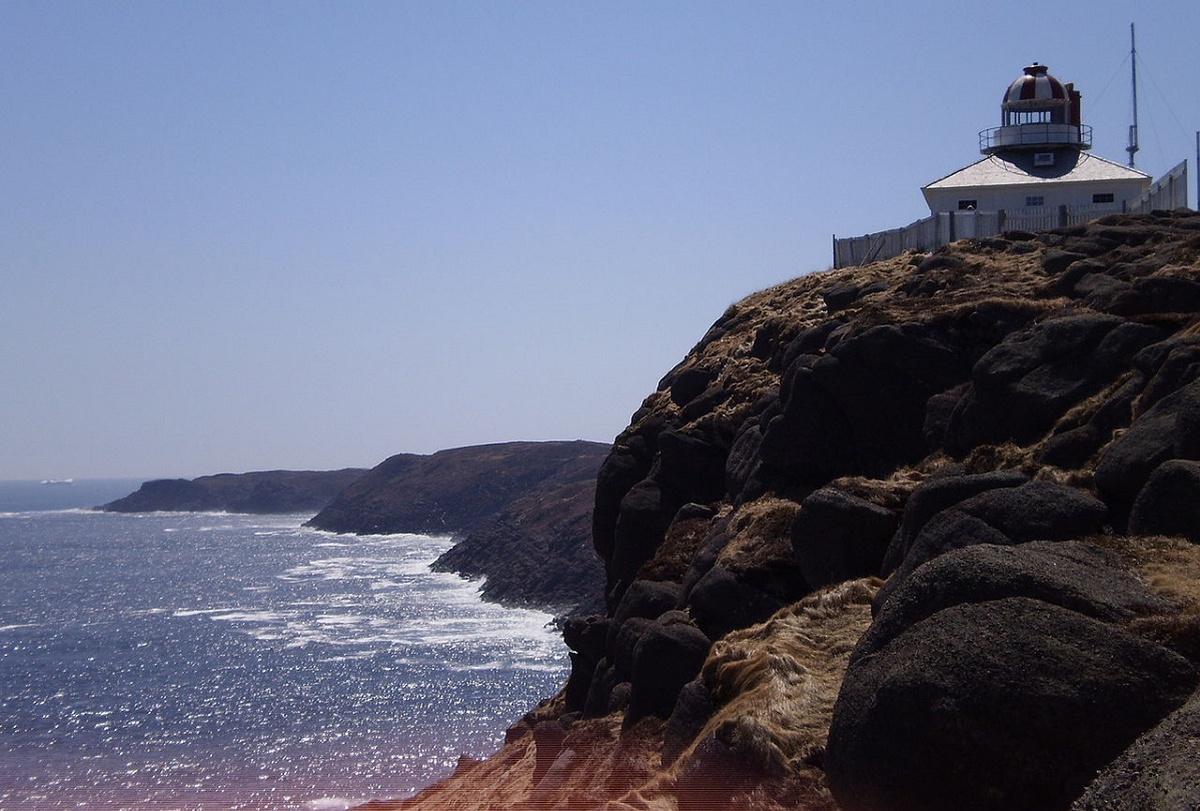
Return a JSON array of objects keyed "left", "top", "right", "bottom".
[{"left": 1127, "top": 23, "right": 1139, "bottom": 167}]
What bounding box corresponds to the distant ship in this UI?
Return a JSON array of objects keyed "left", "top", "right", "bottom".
[{"left": 40, "top": 478, "right": 74, "bottom": 486}]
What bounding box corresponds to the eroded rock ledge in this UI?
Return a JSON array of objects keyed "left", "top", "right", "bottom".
[{"left": 365, "top": 211, "right": 1200, "bottom": 811}]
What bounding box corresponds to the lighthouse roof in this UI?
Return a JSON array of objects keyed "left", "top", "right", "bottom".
[
  {"left": 924, "top": 150, "right": 1150, "bottom": 191},
  {"left": 1003, "top": 63, "right": 1068, "bottom": 109}
]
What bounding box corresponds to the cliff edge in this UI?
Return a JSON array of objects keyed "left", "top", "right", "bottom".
[{"left": 365, "top": 210, "right": 1200, "bottom": 811}]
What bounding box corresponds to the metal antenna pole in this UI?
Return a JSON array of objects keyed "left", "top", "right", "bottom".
[{"left": 1127, "top": 23, "right": 1139, "bottom": 168}]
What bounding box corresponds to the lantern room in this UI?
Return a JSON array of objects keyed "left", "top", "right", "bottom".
[{"left": 979, "top": 63, "right": 1092, "bottom": 154}]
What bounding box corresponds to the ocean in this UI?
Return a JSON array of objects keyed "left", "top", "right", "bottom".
[{"left": 0, "top": 480, "right": 569, "bottom": 811}]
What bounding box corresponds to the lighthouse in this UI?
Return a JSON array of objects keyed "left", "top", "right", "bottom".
[
  {"left": 922, "top": 63, "right": 1150, "bottom": 216},
  {"left": 832, "top": 60, "right": 1188, "bottom": 268}
]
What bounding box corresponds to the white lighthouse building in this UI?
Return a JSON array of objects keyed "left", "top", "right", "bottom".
[
  {"left": 832, "top": 61, "right": 1188, "bottom": 268},
  {"left": 921, "top": 63, "right": 1150, "bottom": 215}
]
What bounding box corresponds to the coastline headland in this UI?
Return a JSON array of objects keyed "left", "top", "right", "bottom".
[{"left": 361, "top": 210, "right": 1200, "bottom": 811}]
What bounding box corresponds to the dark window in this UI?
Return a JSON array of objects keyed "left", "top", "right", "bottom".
[
  {"left": 1026, "top": 195, "right": 1045, "bottom": 207},
  {"left": 1093, "top": 193, "right": 1115, "bottom": 204},
  {"left": 957, "top": 200, "right": 977, "bottom": 210},
  {"left": 1033, "top": 152, "right": 1055, "bottom": 167}
]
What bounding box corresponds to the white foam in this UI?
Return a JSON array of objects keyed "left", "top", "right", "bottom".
[
  {"left": 209, "top": 610, "right": 286, "bottom": 624},
  {"left": 173, "top": 608, "right": 235, "bottom": 617},
  {"left": 304, "top": 797, "right": 360, "bottom": 811}
]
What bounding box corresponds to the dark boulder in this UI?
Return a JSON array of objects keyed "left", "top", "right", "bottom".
[
  {"left": 762, "top": 323, "right": 969, "bottom": 486},
  {"left": 877, "top": 481, "right": 1108, "bottom": 609},
  {"left": 859, "top": 541, "right": 1167, "bottom": 661},
  {"left": 593, "top": 438, "right": 657, "bottom": 563},
  {"left": 1071, "top": 689, "right": 1200, "bottom": 811},
  {"left": 947, "top": 315, "right": 1156, "bottom": 454},
  {"left": 881, "top": 469, "right": 1027, "bottom": 575},
  {"left": 1095, "top": 379, "right": 1200, "bottom": 510},
  {"left": 581, "top": 658, "right": 621, "bottom": 718},
  {"left": 626, "top": 620, "right": 711, "bottom": 723},
  {"left": 608, "top": 617, "right": 655, "bottom": 680},
  {"left": 562, "top": 614, "right": 612, "bottom": 713},
  {"left": 826, "top": 597, "right": 1198, "bottom": 811},
  {"left": 609, "top": 481, "right": 673, "bottom": 593},
  {"left": 1128, "top": 459, "right": 1200, "bottom": 541},
  {"left": 610, "top": 580, "right": 682, "bottom": 628},
  {"left": 685, "top": 564, "right": 784, "bottom": 640},
  {"left": 668, "top": 366, "right": 718, "bottom": 407},
  {"left": 791, "top": 486, "right": 899, "bottom": 588},
  {"left": 952, "top": 479, "right": 1108, "bottom": 542},
  {"left": 1106, "top": 275, "right": 1200, "bottom": 317}
]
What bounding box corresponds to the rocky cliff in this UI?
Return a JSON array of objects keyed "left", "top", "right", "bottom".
[
  {"left": 307, "top": 441, "right": 608, "bottom": 535},
  {"left": 363, "top": 210, "right": 1200, "bottom": 811},
  {"left": 99, "top": 469, "right": 368, "bottom": 514},
  {"left": 309, "top": 440, "right": 611, "bottom": 613}
]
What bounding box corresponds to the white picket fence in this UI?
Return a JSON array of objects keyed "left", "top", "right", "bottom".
[{"left": 833, "top": 161, "right": 1190, "bottom": 268}]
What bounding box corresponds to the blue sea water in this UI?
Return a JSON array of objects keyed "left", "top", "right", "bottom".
[{"left": 0, "top": 481, "right": 568, "bottom": 810}]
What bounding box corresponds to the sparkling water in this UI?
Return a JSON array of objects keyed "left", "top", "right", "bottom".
[{"left": 0, "top": 481, "right": 568, "bottom": 810}]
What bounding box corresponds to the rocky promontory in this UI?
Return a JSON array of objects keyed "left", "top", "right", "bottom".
[
  {"left": 364, "top": 210, "right": 1200, "bottom": 811},
  {"left": 99, "top": 468, "right": 368, "bottom": 514},
  {"left": 307, "top": 441, "right": 607, "bottom": 535},
  {"left": 309, "top": 440, "right": 611, "bottom": 613}
]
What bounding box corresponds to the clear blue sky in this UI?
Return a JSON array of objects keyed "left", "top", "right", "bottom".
[{"left": 3, "top": 1, "right": 1198, "bottom": 480}]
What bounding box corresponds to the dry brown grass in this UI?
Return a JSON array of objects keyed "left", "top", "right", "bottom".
[
  {"left": 696, "top": 578, "right": 880, "bottom": 772},
  {"left": 1088, "top": 534, "right": 1200, "bottom": 663},
  {"left": 715, "top": 497, "right": 799, "bottom": 576}
]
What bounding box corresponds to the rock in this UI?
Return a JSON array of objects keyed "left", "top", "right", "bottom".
[
  {"left": 563, "top": 614, "right": 612, "bottom": 713},
  {"left": 582, "top": 659, "right": 620, "bottom": 718},
  {"left": 1128, "top": 459, "right": 1200, "bottom": 541},
  {"left": 1106, "top": 275, "right": 1200, "bottom": 317},
  {"left": 1095, "top": 380, "right": 1200, "bottom": 510},
  {"left": 1071, "top": 689, "right": 1200, "bottom": 811},
  {"left": 668, "top": 366, "right": 718, "bottom": 407},
  {"left": 608, "top": 617, "right": 655, "bottom": 681},
  {"left": 822, "top": 283, "right": 862, "bottom": 311},
  {"left": 791, "top": 486, "right": 899, "bottom": 588},
  {"left": 826, "top": 598, "right": 1198, "bottom": 811},
  {"left": 592, "top": 440, "right": 656, "bottom": 563},
  {"left": 881, "top": 470, "right": 1027, "bottom": 575},
  {"left": 947, "top": 314, "right": 1156, "bottom": 453},
  {"left": 860, "top": 541, "right": 1167, "bottom": 660},
  {"left": 952, "top": 479, "right": 1108, "bottom": 542},
  {"left": 877, "top": 481, "right": 1108, "bottom": 608},
  {"left": 609, "top": 580, "right": 682, "bottom": 629},
  {"left": 626, "top": 620, "right": 711, "bottom": 723},
  {"left": 1040, "top": 248, "right": 1089, "bottom": 277},
  {"left": 762, "top": 324, "right": 969, "bottom": 484},
  {"left": 685, "top": 564, "right": 785, "bottom": 641},
  {"left": 609, "top": 481, "right": 673, "bottom": 594}
]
